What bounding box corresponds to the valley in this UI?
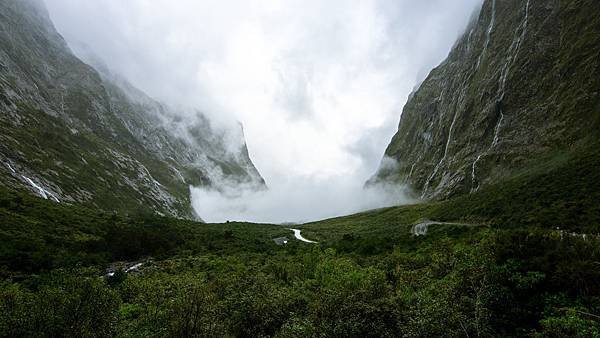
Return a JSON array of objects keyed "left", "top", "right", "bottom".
[
  {"left": 1, "top": 143, "right": 599, "bottom": 336},
  {"left": 1, "top": 0, "right": 599, "bottom": 336}
]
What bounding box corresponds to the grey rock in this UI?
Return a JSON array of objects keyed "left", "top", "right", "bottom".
[
  {"left": 0, "top": 0, "right": 265, "bottom": 218},
  {"left": 371, "top": 0, "right": 600, "bottom": 199}
]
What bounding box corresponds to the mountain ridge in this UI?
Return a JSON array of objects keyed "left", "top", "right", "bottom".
[
  {"left": 0, "top": 0, "right": 265, "bottom": 219},
  {"left": 371, "top": 0, "right": 600, "bottom": 199}
]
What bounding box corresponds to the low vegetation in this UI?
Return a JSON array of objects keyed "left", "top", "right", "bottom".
[{"left": 0, "top": 146, "right": 599, "bottom": 337}]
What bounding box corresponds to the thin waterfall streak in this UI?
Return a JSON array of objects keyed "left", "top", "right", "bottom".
[{"left": 475, "top": 0, "right": 496, "bottom": 70}]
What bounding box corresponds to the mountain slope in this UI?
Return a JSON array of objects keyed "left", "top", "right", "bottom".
[
  {"left": 0, "top": 0, "right": 264, "bottom": 218},
  {"left": 372, "top": 0, "right": 600, "bottom": 199}
]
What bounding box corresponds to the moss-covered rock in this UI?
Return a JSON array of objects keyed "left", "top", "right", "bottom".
[
  {"left": 372, "top": 0, "right": 600, "bottom": 200},
  {"left": 0, "top": 0, "right": 265, "bottom": 219}
]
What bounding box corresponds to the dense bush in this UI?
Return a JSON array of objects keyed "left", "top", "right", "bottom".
[
  {"left": 1, "top": 230, "right": 598, "bottom": 337},
  {"left": 0, "top": 270, "right": 120, "bottom": 337},
  {"left": 1, "top": 144, "right": 599, "bottom": 336}
]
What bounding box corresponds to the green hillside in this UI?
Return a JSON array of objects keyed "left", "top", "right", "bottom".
[
  {"left": 1, "top": 142, "right": 599, "bottom": 336},
  {"left": 372, "top": 0, "right": 600, "bottom": 200},
  {"left": 1, "top": 0, "right": 599, "bottom": 336},
  {"left": 0, "top": 0, "right": 264, "bottom": 219}
]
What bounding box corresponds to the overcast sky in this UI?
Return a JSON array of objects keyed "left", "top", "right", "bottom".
[{"left": 45, "top": 0, "right": 482, "bottom": 223}]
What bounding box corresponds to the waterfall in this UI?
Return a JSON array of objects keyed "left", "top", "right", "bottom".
[
  {"left": 422, "top": 72, "right": 472, "bottom": 199},
  {"left": 471, "top": 112, "right": 504, "bottom": 192},
  {"left": 22, "top": 176, "right": 60, "bottom": 203},
  {"left": 499, "top": 0, "right": 531, "bottom": 101},
  {"left": 421, "top": 109, "right": 459, "bottom": 198},
  {"left": 491, "top": 112, "right": 504, "bottom": 147},
  {"left": 421, "top": 0, "right": 534, "bottom": 198},
  {"left": 470, "top": 154, "right": 484, "bottom": 192},
  {"left": 6, "top": 162, "right": 16, "bottom": 174},
  {"left": 475, "top": 0, "right": 496, "bottom": 70},
  {"left": 407, "top": 163, "right": 416, "bottom": 180},
  {"left": 470, "top": 1, "right": 531, "bottom": 193}
]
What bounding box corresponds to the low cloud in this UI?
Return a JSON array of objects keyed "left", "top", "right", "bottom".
[
  {"left": 190, "top": 176, "right": 412, "bottom": 224},
  {"left": 45, "top": 0, "right": 482, "bottom": 223}
]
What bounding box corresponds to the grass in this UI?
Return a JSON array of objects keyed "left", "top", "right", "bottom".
[
  {"left": 0, "top": 131, "right": 599, "bottom": 337},
  {"left": 0, "top": 186, "right": 296, "bottom": 277},
  {"left": 305, "top": 144, "right": 600, "bottom": 240}
]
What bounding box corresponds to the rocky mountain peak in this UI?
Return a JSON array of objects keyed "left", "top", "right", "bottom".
[{"left": 0, "top": 0, "right": 265, "bottom": 218}]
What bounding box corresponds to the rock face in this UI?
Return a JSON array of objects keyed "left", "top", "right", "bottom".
[
  {"left": 0, "top": 0, "right": 265, "bottom": 218},
  {"left": 372, "top": 0, "right": 600, "bottom": 199}
]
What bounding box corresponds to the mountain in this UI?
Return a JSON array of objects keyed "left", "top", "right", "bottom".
[
  {"left": 1, "top": 1, "right": 599, "bottom": 336},
  {"left": 0, "top": 0, "right": 265, "bottom": 219},
  {"left": 371, "top": 0, "right": 600, "bottom": 199}
]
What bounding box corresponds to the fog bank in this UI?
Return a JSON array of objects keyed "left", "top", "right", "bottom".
[
  {"left": 190, "top": 176, "right": 412, "bottom": 224},
  {"left": 45, "top": 0, "right": 482, "bottom": 223}
]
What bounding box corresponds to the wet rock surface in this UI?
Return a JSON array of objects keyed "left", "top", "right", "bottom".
[
  {"left": 372, "top": 0, "right": 600, "bottom": 199},
  {"left": 0, "top": 0, "right": 265, "bottom": 218}
]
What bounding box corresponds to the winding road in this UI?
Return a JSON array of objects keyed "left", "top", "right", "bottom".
[
  {"left": 291, "top": 229, "right": 318, "bottom": 243},
  {"left": 411, "top": 220, "right": 473, "bottom": 236}
]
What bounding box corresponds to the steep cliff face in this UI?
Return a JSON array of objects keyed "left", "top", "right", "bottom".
[
  {"left": 372, "top": 0, "right": 600, "bottom": 199},
  {"left": 0, "top": 0, "right": 264, "bottom": 218}
]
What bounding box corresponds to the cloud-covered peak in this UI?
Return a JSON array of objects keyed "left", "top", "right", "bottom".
[{"left": 45, "top": 0, "right": 482, "bottom": 222}]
